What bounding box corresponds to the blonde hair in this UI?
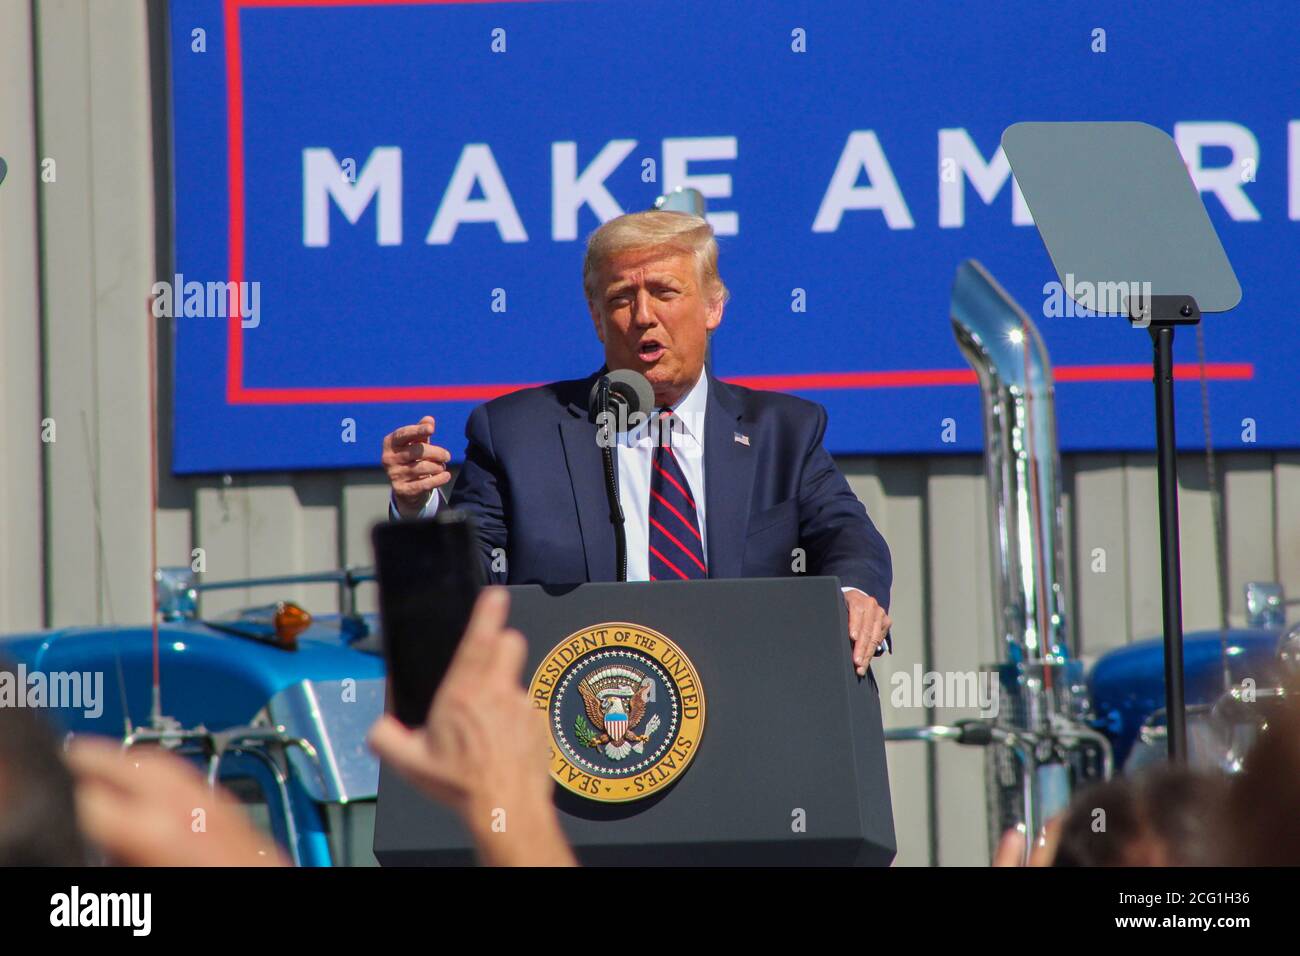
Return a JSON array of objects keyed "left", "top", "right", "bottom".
[{"left": 582, "top": 210, "right": 729, "bottom": 307}]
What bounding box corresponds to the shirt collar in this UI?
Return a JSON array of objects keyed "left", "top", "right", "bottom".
[
  {"left": 622, "top": 370, "right": 709, "bottom": 446},
  {"left": 665, "top": 370, "right": 708, "bottom": 441}
]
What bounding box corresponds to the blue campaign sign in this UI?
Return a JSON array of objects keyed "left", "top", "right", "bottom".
[{"left": 168, "top": 0, "right": 1300, "bottom": 474}]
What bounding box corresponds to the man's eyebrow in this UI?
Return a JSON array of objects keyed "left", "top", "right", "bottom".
[{"left": 604, "top": 273, "right": 687, "bottom": 293}]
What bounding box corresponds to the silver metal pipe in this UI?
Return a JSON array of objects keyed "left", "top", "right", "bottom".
[
  {"left": 216, "top": 744, "right": 303, "bottom": 867},
  {"left": 951, "top": 260, "right": 1070, "bottom": 672},
  {"left": 121, "top": 723, "right": 322, "bottom": 867},
  {"left": 1055, "top": 725, "right": 1115, "bottom": 780},
  {"left": 193, "top": 567, "right": 375, "bottom": 592},
  {"left": 946, "top": 261, "right": 1110, "bottom": 858},
  {"left": 886, "top": 721, "right": 1038, "bottom": 863},
  {"left": 884, "top": 725, "right": 966, "bottom": 743}
]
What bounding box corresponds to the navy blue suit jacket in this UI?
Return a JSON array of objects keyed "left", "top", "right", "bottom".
[{"left": 448, "top": 370, "right": 892, "bottom": 608}]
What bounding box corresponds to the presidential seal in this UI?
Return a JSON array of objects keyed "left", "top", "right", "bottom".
[{"left": 528, "top": 623, "right": 705, "bottom": 803}]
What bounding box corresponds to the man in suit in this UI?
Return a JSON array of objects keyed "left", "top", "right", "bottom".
[{"left": 382, "top": 211, "right": 892, "bottom": 675}]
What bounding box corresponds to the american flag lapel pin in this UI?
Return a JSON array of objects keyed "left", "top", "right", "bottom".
[{"left": 734, "top": 432, "right": 750, "bottom": 446}]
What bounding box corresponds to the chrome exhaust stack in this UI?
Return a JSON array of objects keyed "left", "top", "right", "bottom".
[
  {"left": 885, "top": 260, "right": 1109, "bottom": 861},
  {"left": 952, "top": 259, "right": 1109, "bottom": 849},
  {"left": 950, "top": 259, "right": 1069, "bottom": 673}
]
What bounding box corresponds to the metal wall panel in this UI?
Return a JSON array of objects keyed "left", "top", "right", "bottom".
[
  {"left": 1069, "top": 455, "right": 1131, "bottom": 659},
  {"left": 857, "top": 459, "right": 933, "bottom": 866},
  {"left": 1124, "top": 456, "right": 1175, "bottom": 646},
  {"left": 192, "top": 476, "right": 341, "bottom": 617},
  {"left": 1275, "top": 455, "right": 1300, "bottom": 593},
  {"left": 0, "top": 0, "right": 46, "bottom": 631},
  {"left": 845, "top": 458, "right": 932, "bottom": 866},
  {"left": 35, "top": 0, "right": 157, "bottom": 628},
  {"left": 1223, "top": 454, "right": 1275, "bottom": 623},
  {"left": 341, "top": 475, "right": 392, "bottom": 615},
  {"left": 926, "top": 458, "right": 995, "bottom": 867},
  {"left": 1175, "top": 454, "right": 1226, "bottom": 633}
]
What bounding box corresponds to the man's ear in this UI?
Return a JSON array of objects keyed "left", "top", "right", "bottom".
[
  {"left": 704, "top": 291, "right": 725, "bottom": 334},
  {"left": 588, "top": 301, "right": 605, "bottom": 343}
]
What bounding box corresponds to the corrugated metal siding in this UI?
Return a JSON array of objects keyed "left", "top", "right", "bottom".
[{"left": 2, "top": 1, "right": 1296, "bottom": 866}]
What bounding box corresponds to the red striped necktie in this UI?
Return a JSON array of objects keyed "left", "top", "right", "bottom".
[{"left": 647, "top": 410, "right": 708, "bottom": 581}]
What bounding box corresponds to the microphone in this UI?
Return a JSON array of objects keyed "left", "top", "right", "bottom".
[
  {"left": 587, "top": 368, "right": 654, "bottom": 427},
  {"left": 587, "top": 369, "right": 653, "bottom": 583}
]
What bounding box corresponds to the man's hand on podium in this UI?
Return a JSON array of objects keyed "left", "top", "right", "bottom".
[
  {"left": 382, "top": 415, "right": 452, "bottom": 518},
  {"left": 367, "top": 588, "right": 577, "bottom": 867},
  {"left": 844, "top": 589, "right": 890, "bottom": 677}
]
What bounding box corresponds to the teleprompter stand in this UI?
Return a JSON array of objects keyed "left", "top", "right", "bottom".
[{"left": 1002, "top": 122, "right": 1241, "bottom": 763}]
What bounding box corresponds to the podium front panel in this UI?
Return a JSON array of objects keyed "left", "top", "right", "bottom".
[{"left": 374, "top": 576, "right": 895, "bottom": 866}]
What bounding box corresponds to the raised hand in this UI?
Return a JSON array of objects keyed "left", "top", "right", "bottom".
[{"left": 382, "top": 415, "right": 452, "bottom": 517}]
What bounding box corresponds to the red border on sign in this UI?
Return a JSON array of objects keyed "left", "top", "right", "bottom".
[{"left": 221, "top": 0, "right": 1254, "bottom": 405}]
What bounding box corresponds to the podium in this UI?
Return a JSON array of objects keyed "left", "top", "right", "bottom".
[{"left": 373, "top": 576, "right": 896, "bottom": 866}]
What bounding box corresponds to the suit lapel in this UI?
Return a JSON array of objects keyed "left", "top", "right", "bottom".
[
  {"left": 559, "top": 377, "right": 618, "bottom": 583},
  {"left": 704, "top": 375, "right": 755, "bottom": 579}
]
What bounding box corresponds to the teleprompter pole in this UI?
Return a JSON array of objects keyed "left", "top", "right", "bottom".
[{"left": 1150, "top": 323, "right": 1187, "bottom": 763}]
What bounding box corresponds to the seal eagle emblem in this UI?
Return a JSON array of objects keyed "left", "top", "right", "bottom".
[
  {"left": 528, "top": 623, "right": 706, "bottom": 803},
  {"left": 578, "top": 667, "right": 660, "bottom": 760}
]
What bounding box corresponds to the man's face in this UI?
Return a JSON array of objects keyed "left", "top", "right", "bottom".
[{"left": 588, "top": 246, "right": 724, "bottom": 407}]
